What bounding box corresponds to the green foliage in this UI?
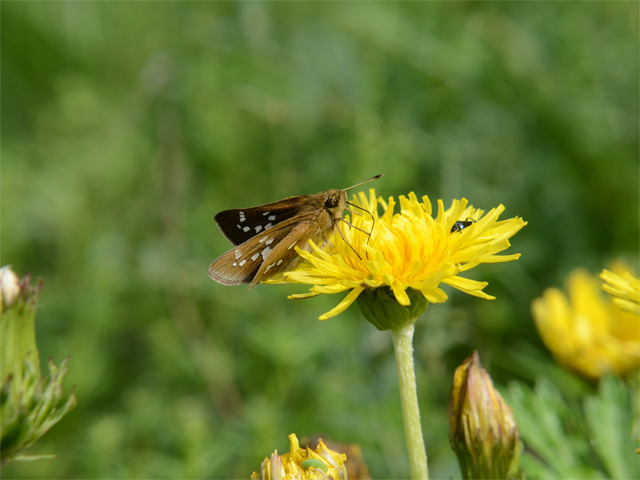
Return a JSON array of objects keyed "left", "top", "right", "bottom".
[
  {"left": 584, "top": 377, "right": 639, "bottom": 480},
  {"left": 1, "top": 357, "right": 77, "bottom": 465},
  {"left": 2, "top": 2, "right": 638, "bottom": 478},
  {"left": 505, "top": 376, "right": 639, "bottom": 479}
]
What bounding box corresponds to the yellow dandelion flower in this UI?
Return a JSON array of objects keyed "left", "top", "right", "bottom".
[
  {"left": 251, "top": 433, "right": 347, "bottom": 480},
  {"left": 268, "top": 189, "right": 526, "bottom": 321},
  {"left": 532, "top": 267, "right": 640, "bottom": 380},
  {"left": 600, "top": 262, "right": 640, "bottom": 315}
]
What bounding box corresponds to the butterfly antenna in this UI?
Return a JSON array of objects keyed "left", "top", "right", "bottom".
[
  {"left": 345, "top": 202, "right": 377, "bottom": 260},
  {"left": 347, "top": 202, "right": 376, "bottom": 239},
  {"left": 342, "top": 174, "right": 383, "bottom": 191}
]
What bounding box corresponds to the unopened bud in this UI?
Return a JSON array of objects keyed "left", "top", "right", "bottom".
[
  {"left": 0, "top": 265, "right": 21, "bottom": 312},
  {"left": 449, "top": 351, "right": 522, "bottom": 479}
]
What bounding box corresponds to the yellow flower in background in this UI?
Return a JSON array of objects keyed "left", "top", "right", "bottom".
[
  {"left": 532, "top": 267, "right": 640, "bottom": 380},
  {"left": 600, "top": 263, "right": 640, "bottom": 315},
  {"left": 251, "top": 433, "right": 347, "bottom": 480},
  {"left": 268, "top": 189, "right": 526, "bottom": 320}
]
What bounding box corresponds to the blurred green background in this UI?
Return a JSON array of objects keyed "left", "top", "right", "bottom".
[{"left": 2, "top": 2, "right": 638, "bottom": 479}]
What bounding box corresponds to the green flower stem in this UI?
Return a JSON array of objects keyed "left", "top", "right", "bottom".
[{"left": 391, "top": 321, "right": 429, "bottom": 480}]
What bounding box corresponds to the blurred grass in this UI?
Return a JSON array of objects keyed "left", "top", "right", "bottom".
[{"left": 1, "top": 2, "right": 638, "bottom": 479}]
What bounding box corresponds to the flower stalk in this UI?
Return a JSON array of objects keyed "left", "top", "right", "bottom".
[{"left": 391, "top": 321, "right": 429, "bottom": 480}]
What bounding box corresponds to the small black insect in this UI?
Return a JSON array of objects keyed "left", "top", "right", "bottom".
[{"left": 451, "top": 218, "right": 475, "bottom": 233}]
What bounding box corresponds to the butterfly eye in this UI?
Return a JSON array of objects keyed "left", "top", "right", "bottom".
[{"left": 325, "top": 196, "right": 338, "bottom": 208}]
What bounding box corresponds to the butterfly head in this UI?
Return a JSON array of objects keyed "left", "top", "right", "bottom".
[{"left": 324, "top": 189, "right": 348, "bottom": 219}]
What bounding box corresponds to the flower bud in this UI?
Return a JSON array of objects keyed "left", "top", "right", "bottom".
[
  {"left": 449, "top": 351, "right": 522, "bottom": 479},
  {"left": 356, "top": 287, "right": 429, "bottom": 331},
  {"left": 1, "top": 269, "right": 76, "bottom": 464},
  {"left": 0, "top": 266, "right": 21, "bottom": 312}
]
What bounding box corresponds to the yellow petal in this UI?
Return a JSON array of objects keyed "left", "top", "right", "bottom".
[
  {"left": 288, "top": 292, "right": 322, "bottom": 299},
  {"left": 480, "top": 253, "right": 522, "bottom": 264},
  {"left": 391, "top": 283, "right": 411, "bottom": 306},
  {"left": 443, "top": 276, "right": 495, "bottom": 299},
  {"left": 318, "top": 287, "right": 364, "bottom": 320}
]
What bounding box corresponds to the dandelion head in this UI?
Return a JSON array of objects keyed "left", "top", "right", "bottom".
[{"left": 267, "top": 189, "right": 526, "bottom": 324}]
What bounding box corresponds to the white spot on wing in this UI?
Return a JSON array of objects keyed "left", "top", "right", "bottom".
[
  {"left": 262, "top": 211, "right": 270, "bottom": 216},
  {"left": 265, "top": 263, "right": 275, "bottom": 272},
  {"left": 235, "top": 249, "right": 242, "bottom": 260},
  {"left": 276, "top": 259, "right": 284, "bottom": 266},
  {"left": 255, "top": 225, "right": 263, "bottom": 233},
  {"left": 268, "top": 215, "right": 276, "bottom": 221},
  {"left": 265, "top": 238, "right": 274, "bottom": 246},
  {"left": 239, "top": 259, "right": 247, "bottom": 266},
  {"left": 264, "top": 223, "right": 273, "bottom": 230},
  {"left": 243, "top": 226, "right": 250, "bottom": 232},
  {"left": 287, "top": 241, "right": 297, "bottom": 250},
  {"left": 259, "top": 237, "right": 268, "bottom": 243},
  {"left": 232, "top": 262, "right": 238, "bottom": 267},
  {"left": 262, "top": 246, "right": 273, "bottom": 259},
  {"left": 251, "top": 253, "right": 260, "bottom": 261}
]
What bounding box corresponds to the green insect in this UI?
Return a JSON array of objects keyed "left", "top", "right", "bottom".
[{"left": 301, "top": 459, "right": 328, "bottom": 472}]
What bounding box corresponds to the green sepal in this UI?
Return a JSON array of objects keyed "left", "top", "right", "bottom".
[{"left": 356, "top": 287, "right": 429, "bottom": 331}]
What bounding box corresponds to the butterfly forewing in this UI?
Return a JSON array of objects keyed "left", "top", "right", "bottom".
[{"left": 214, "top": 195, "right": 311, "bottom": 246}]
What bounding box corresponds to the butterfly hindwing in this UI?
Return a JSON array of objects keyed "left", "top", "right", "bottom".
[
  {"left": 214, "top": 195, "right": 311, "bottom": 246},
  {"left": 249, "top": 218, "right": 325, "bottom": 288},
  {"left": 208, "top": 211, "right": 320, "bottom": 287},
  {"left": 207, "top": 244, "right": 262, "bottom": 286}
]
